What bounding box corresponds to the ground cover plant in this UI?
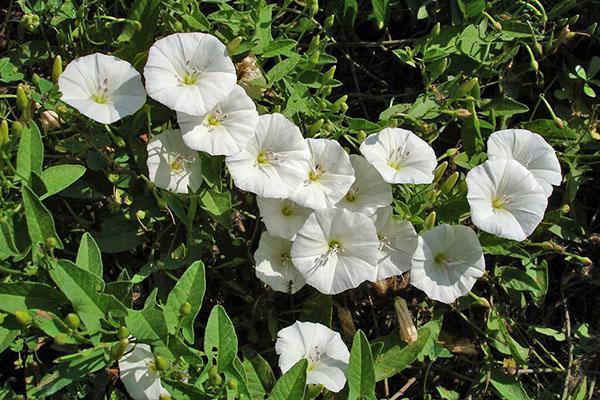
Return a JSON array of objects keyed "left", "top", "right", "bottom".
[{"left": 0, "top": 0, "right": 599, "bottom": 399}]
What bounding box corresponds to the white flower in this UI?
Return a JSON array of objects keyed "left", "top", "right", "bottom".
[
  {"left": 256, "top": 197, "right": 311, "bottom": 240},
  {"left": 119, "top": 343, "right": 169, "bottom": 400},
  {"left": 466, "top": 159, "right": 547, "bottom": 241},
  {"left": 254, "top": 231, "right": 305, "bottom": 294},
  {"left": 411, "top": 224, "right": 485, "bottom": 303},
  {"left": 336, "top": 154, "right": 393, "bottom": 215},
  {"left": 225, "top": 113, "right": 310, "bottom": 198},
  {"left": 291, "top": 208, "right": 379, "bottom": 295},
  {"left": 360, "top": 128, "right": 437, "bottom": 184},
  {"left": 146, "top": 129, "right": 203, "bottom": 194},
  {"left": 58, "top": 53, "right": 146, "bottom": 124},
  {"left": 288, "top": 138, "right": 355, "bottom": 210},
  {"left": 371, "top": 207, "right": 418, "bottom": 281},
  {"left": 177, "top": 85, "right": 259, "bottom": 156},
  {"left": 144, "top": 33, "right": 236, "bottom": 116},
  {"left": 275, "top": 321, "right": 349, "bottom": 393},
  {"left": 487, "top": 129, "right": 561, "bottom": 197}
]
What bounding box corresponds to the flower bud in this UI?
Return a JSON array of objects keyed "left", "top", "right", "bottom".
[
  {"left": 45, "top": 237, "right": 59, "bottom": 248},
  {"left": 330, "top": 95, "right": 347, "bottom": 112},
  {"left": 308, "top": 118, "right": 323, "bottom": 137},
  {"left": 307, "top": 0, "right": 319, "bottom": 16},
  {"left": 440, "top": 171, "right": 459, "bottom": 194},
  {"left": 208, "top": 365, "right": 223, "bottom": 386},
  {"left": 130, "top": 20, "right": 142, "bottom": 32},
  {"left": 159, "top": 394, "right": 172, "bottom": 400},
  {"left": 560, "top": 204, "right": 570, "bottom": 214},
  {"left": 135, "top": 210, "right": 146, "bottom": 220},
  {"left": 433, "top": 161, "right": 448, "bottom": 182},
  {"left": 52, "top": 55, "right": 63, "bottom": 83},
  {"left": 12, "top": 121, "right": 24, "bottom": 137},
  {"left": 20, "top": 13, "right": 40, "bottom": 32},
  {"left": 309, "top": 34, "right": 320, "bottom": 50},
  {"left": 54, "top": 333, "right": 69, "bottom": 345},
  {"left": 431, "top": 22, "right": 441, "bottom": 37},
  {"left": 394, "top": 297, "right": 417, "bottom": 344},
  {"left": 523, "top": 44, "right": 539, "bottom": 72},
  {"left": 321, "top": 85, "right": 332, "bottom": 97},
  {"left": 227, "top": 379, "right": 238, "bottom": 390},
  {"left": 456, "top": 108, "right": 471, "bottom": 119},
  {"left": 16, "top": 85, "right": 29, "bottom": 114},
  {"left": 154, "top": 355, "right": 169, "bottom": 371},
  {"left": 324, "top": 15, "right": 335, "bottom": 29},
  {"left": 227, "top": 37, "right": 242, "bottom": 54},
  {"left": 324, "top": 66, "right": 336, "bottom": 80},
  {"left": 40, "top": 110, "right": 61, "bottom": 133},
  {"left": 118, "top": 326, "right": 129, "bottom": 339},
  {"left": 15, "top": 310, "right": 32, "bottom": 327},
  {"left": 110, "top": 338, "right": 129, "bottom": 360},
  {"left": 309, "top": 50, "right": 320, "bottom": 65},
  {"left": 423, "top": 211, "right": 436, "bottom": 231},
  {"left": 179, "top": 301, "right": 192, "bottom": 317},
  {"left": 65, "top": 313, "right": 81, "bottom": 330},
  {"left": 357, "top": 130, "right": 366, "bottom": 142},
  {"left": 0, "top": 120, "right": 9, "bottom": 150},
  {"left": 376, "top": 20, "right": 384, "bottom": 30}
]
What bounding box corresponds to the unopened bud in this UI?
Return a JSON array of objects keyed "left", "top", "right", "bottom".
[
  {"left": 431, "top": 22, "right": 440, "bottom": 37},
  {"left": 130, "top": 20, "right": 142, "bottom": 32},
  {"left": 40, "top": 110, "right": 61, "bottom": 133},
  {"left": 309, "top": 34, "right": 321, "bottom": 51},
  {"left": 65, "top": 313, "right": 81, "bottom": 330},
  {"left": 154, "top": 355, "right": 169, "bottom": 371},
  {"left": 308, "top": 119, "right": 324, "bottom": 136},
  {"left": 560, "top": 204, "right": 570, "bottom": 214},
  {"left": 433, "top": 162, "right": 448, "bottom": 182},
  {"left": 12, "top": 121, "right": 24, "bottom": 137},
  {"left": 440, "top": 172, "right": 459, "bottom": 194},
  {"left": 45, "top": 237, "right": 58, "bottom": 248},
  {"left": 227, "top": 37, "right": 242, "bottom": 54},
  {"left": 357, "top": 130, "right": 367, "bottom": 142},
  {"left": 52, "top": 55, "right": 63, "bottom": 83},
  {"left": 394, "top": 297, "right": 417, "bottom": 344},
  {"left": 523, "top": 44, "right": 539, "bottom": 72},
  {"left": 376, "top": 20, "right": 384, "bottom": 30},
  {"left": 20, "top": 13, "right": 40, "bottom": 32},
  {"left": 110, "top": 338, "right": 129, "bottom": 360},
  {"left": 54, "top": 333, "right": 69, "bottom": 345},
  {"left": 324, "top": 66, "right": 336, "bottom": 80},
  {"left": 135, "top": 210, "right": 146, "bottom": 221},
  {"left": 324, "top": 15, "right": 335, "bottom": 29},
  {"left": 118, "top": 326, "right": 129, "bottom": 339},
  {"left": 15, "top": 310, "right": 32, "bottom": 327},
  {"left": 179, "top": 301, "right": 192, "bottom": 317},
  {"left": 456, "top": 108, "right": 471, "bottom": 119},
  {"left": 307, "top": 0, "right": 319, "bottom": 16},
  {"left": 16, "top": 85, "right": 29, "bottom": 114},
  {"left": 330, "top": 95, "right": 347, "bottom": 112},
  {"left": 159, "top": 394, "right": 172, "bottom": 400},
  {"left": 227, "top": 379, "right": 238, "bottom": 390},
  {"left": 208, "top": 365, "right": 222, "bottom": 386},
  {"left": 423, "top": 211, "right": 436, "bottom": 230},
  {"left": 0, "top": 120, "right": 8, "bottom": 149},
  {"left": 309, "top": 50, "right": 320, "bottom": 65}
]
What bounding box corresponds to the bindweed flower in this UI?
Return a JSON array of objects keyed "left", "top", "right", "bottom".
[
  {"left": 235, "top": 55, "right": 265, "bottom": 98},
  {"left": 289, "top": 138, "right": 355, "bottom": 210},
  {"left": 254, "top": 231, "right": 305, "bottom": 294},
  {"left": 487, "top": 129, "right": 561, "bottom": 197},
  {"left": 119, "top": 343, "right": 170, "bottom": 400},
  {"left": 144, "top": 33, "right": 236, "bottom": 116},
  {"left": 58, "top": 53, "right": 146, "bottom": 124},
  {"left": 291, "top": 208, "right": 379, "bottom": 294},
  {"left": 360, "top": 127, "right": 437, "bottom": 184},
  {"left": 411, "top": 224, "right": 485, "bottom": 303},
  {"left": 256, "top": 197, "right": 311, "bottom": 240},
  {"left": 226, "top": 113, "right": 310, "bottom": 198},
  {"left": 466, "top": 159, "right": 547, "bottom": 241},
  {"left": 146, "top": 129, "right": 203, "bottom": 194},
  {"left": 371, "top": 207, "right": 418, "bottom": 281},
  {"left": 336, "top": 154, "right": 393, "bottom": 216},
  {"left": 177, "top": 85, "right": 259, "bottom": 156},
  {"left": 275, "top": 321, "right": 350, "bottom": 392},
  {"left": 39, "top": 110, "right": 61, "bottom": 133}
]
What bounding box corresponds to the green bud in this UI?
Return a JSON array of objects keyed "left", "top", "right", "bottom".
[
  {"left": 357, "top": 130, "right": 367, "bottom": 142},
  {"left": 226, "top": 37, "right": 242, "bottom": 54},
  {"left": 321, "top": 85, "right": 332, "bottom": 97},
  {"left": 0, "top": 120, "right": 9, "bottom": 149},
  {"left": 45, "top": 237, "right": 59, "bottom": 248},
  {"left": 20, "top": 13, "right": 40, "bottom": 32},
  {"left": 15, "top": 310, "right": 32, "bottom": 327},
  {"left": 208, "top": 365, "right": 223, "bottom": 386},
  {"left": 307, "top": 0, "right": 319, "bottom": 16},
  {"left": 324, "top": 66, "right": 336, "bottom": 80},
  {"left": 560, "top": 204, "right": 570, "bottom": 214},
  {"left": 423, "top": 211, "right": 436, "bottom": 231},
  {"left": 340, "top": 102, "right": 348, "bottom": 113},
  {"left": 308, "top": 118, "right": 324, "bottom": 136},
  {"left": 179, "top": 301, "right": 192, "bottom": 317},
  {"left": 173, "top": 21, "right": 183, "bottom": 31},
  {"left": 440, "top": 172, "right": 459, "bottom": 194},
  {"left": 113, "top": 136, "right": 126, "bottom": 148},
  {"left": 431, "top": 22, "right": 441, "bottom": 37},
  {"left": 154, "top": 355, "right": 169, "bottom": 371},
  {"left": 131, "top": 20, "right": 142, "bottom": 32},
  {"left": 324, "top": 15, "right": 335, "bottom": 29},
  {"left": 376, "top": 20, "right": 384, "bottom": 30},
  {"left": 309, "top": 50, "right": 320, "bottom": 65},
  {"left": 32, "top": 73, "right": 41, "bottom": 86},
  {"left": 309, "top": 35, "right": 320, "bottom": 51},
  {"left": 227, "top": 379, "right": 238, "bottom": 390},
  {"left": 159, "top": 394, "right": 172, "bottom": 400},
  {"left": 330, "top": 95, "right": 347, "bottom": 112},
  {"left": 118, "top": 326, "right": 129, "bottom": 339},
  {"left": 16, "top": 85, "right": 29, "bottom": 114},
  {"left": 135, "top": 210, "right": 146, "bottom": 220},
  {"left": 54, "top": 333, "right": 69, "bottom": 345},
  {"left": 12, "top": 121, "right": 24, "bottom": 137},
  {"left": 433, "top": 161, "right": 448, "bottom": 182},
  {"left": 110, "top": 338, "right": 129, "bottom": 360},
  {"left": 65, "top": 313, "right": 81, "bottom": 330},
  {"left": 523, "top": 44, "right": 539, "bottom": 72}
]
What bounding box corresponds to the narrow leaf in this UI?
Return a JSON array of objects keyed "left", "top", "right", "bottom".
[
  {"left": 16, "top": 122, "right": 43, "bottom": 183},
  {"left": 76, "top": 232, "right": 103, "bottom": 278},
  {"left": 268, "top": 359, "right": 307, "bottom": 400},
  {"left": 40, "top": 164, "right": 86, "bottom": 199},
  {"left": 348, "top": 330, "right": 376, "bottom": 400},
  {"left": 22, "top": 185, "right": 63, "bottom": 248},
  {"left": 204, "top": 305, "right": 238, "bottom": 370}
]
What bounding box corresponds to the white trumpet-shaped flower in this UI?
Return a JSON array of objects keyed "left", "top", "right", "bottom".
[
  {"left": 288, "top": 138, "right": 355, "bottom": 210},
  {"left": 371, "top": 207, "right": 418, "bottom": 281},
  {"left": 225, "top": 113, "right": 310, "bottom": 198},
  {"left": 144, "top": 33, "right": 236, "bottom": 116},
  {"left": 411, "top": 224, "right": 485, "bottom": 303},
  {"left": 360, "top": 128, "right": 437, "bottom": 184},
  {"left": 256, "top": 197, "right": 311, "bottom": 240},
  {"left": 58, "top": 53, "right": 146, "bottom": 124},
  {"left": 275, "top": 321, "right": 350, "bottom": 393},
  {"left": 466, "top": 159, "right": 547, "bottom": 242},
  {"left": 119, "top": 343, "right": 169, "bottom": 400},
  {"left": 487, "top": 129, "right": 561, "bottom": 197},
  {"left": 177, "top": 85, "right": 259, "bottom": 156},
  {"left": 336, "top": 154, "right": 393, "bottom": 215},
  {"left": 146, "top": 129, "right": 202, "bottom": 194},
  {"left": 291, "top": 208, "right": 379, "bottom": 295},
  {"left": 254, "top": 231, "right": 305, "bottom": 294}
]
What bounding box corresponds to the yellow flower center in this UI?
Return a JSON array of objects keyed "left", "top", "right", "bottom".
[
  {"left": 206, "top": 113, "right": 221, "bottom": 127},
  {"left": 492, "top": 196, "right": 505, "bottom": 210},
  {"left": 345, "top": 187, "right": 358, "bottom": 202},
  {"left": 91, "top": 93, "right": 108, "bottom": 104},
  {"left": 388, "top": 159, "right": 402, "bottom": 171},
  {"left": 281, "top": 204, "right": 294, "bottom": 216},
  {"left": 181, "top": 71, "right": 198, "bottom": 85},
  {"left": 434, "top": 253, "right": 446, "bottom": 264}
]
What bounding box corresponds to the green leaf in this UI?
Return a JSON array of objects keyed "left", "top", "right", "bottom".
[
  {"left": 49, "top": 260, "right": 126, "bottom": 333},
  {"left": 31, "top": 310, "right": 76, "bottom": 344},
  {"left": 0, "top": 325, "right": 18, "bottom": 353},
  {"left": 371, "top": 0, "right": 390, "bottom": 24},
  {"left": 267, "top": 55, "right": 300, "bottom": 83},
  {"left": 482, "top": 98, "right": 529, "bottom": 117},
  {"left": 490, "top": 368, "right": 531, "bottom": 400},
  {"left": 164, "top": 261, "right": 206, "bottom": 343},
  {"left": 92, "top": 218, "right": 144, "bottom": 253},
  {"left": 40, "top": 164, "right": 86, "bottom": 199},
  {"left": 259, "top": 39, "right": 297, "bottom": 58},
  {"left": 347, "top": 330, "right": 376, "bottom": 400},
  {"left": 0, "top": 58, "right": 24, "bottom": 83},
  {"left": 268, "top": 359, "right": 307, "bottom": 400},
  {"left": 16, "top": 122, "right": 43, "bottom": 184},
  {"left": 204, "top": 305, "right": 238, "bottom": 370},
  {"left": 21, "top": 185, "right": 63, "bottom": 248},
  {"left": 76, "top": 232, "right": 103, "bottom": 278},
  {"left": 0, "top": 282, "right": 66, "bottom": 314},
  {"left": 374, "top": 326, "right": 432, "bottom": 381},
  {"left": 242, "top": 358, "right": 267, "bottom": 400},
  {"left": 200, "top": 189, "right": 231, "bottom": 217}
]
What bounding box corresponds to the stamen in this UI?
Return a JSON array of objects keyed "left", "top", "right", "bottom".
[{"left": 345, "top": 187, "right": 358, "bottom": 202}]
